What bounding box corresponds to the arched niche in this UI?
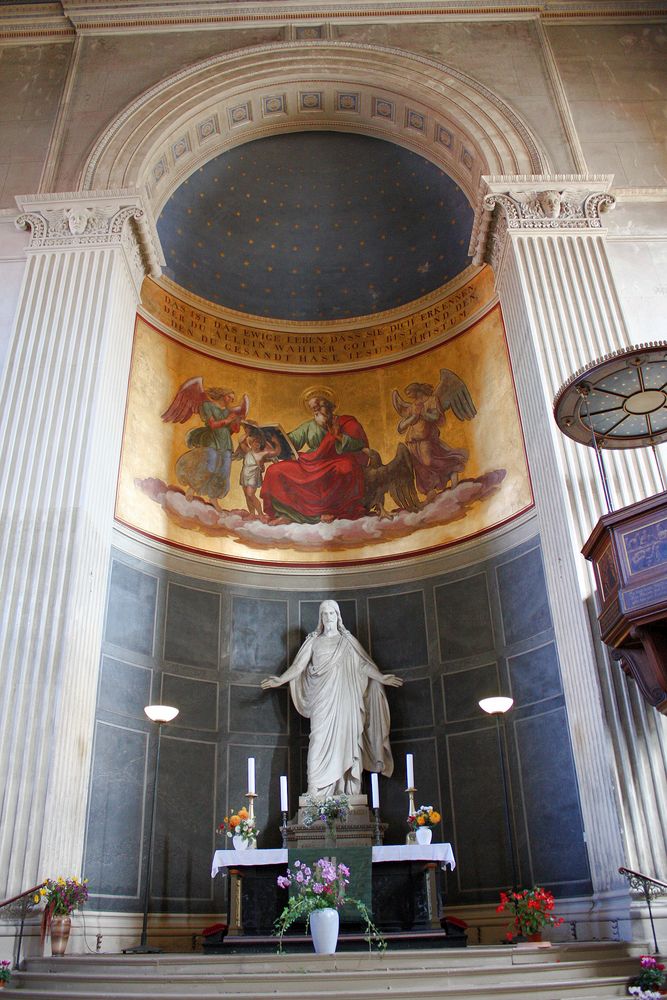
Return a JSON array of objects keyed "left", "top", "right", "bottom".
[{"left": 80, "top": 41, "right": 549, "bottom": 217}]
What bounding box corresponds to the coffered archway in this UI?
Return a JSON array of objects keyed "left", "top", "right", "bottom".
[{"left": 81, "top": 41, "right": 550, "bottom": 216}]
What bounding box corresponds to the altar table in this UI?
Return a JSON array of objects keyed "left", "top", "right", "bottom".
[{"left": 211, "top": 844, "right": 456, "bottom": 935}]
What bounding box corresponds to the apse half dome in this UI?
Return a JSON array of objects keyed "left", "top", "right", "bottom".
[{"left": 157, "top": 132, "right": 474, "bottom": 322}]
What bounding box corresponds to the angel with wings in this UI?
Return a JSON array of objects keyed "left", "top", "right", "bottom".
[
  {"left": 391, "top": 370, "right": 477, "bottom": 501},
  {"left": 161, "top": 376, "right": 249, "bottom": 512}
]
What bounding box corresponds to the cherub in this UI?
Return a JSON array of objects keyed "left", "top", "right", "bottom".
[
  {"left": 236, "top": 422, "right": 281, "bottom": 520},
  {"left": 161, "top": 376, "right": 249, "bottom": 512}
]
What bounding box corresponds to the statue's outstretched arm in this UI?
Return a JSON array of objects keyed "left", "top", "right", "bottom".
[
  {"left": 367, "top": 666, "right": 403, "bottom": 686},
  {"left": 260, "top": 635, "right": 314, "bottom": 690}
]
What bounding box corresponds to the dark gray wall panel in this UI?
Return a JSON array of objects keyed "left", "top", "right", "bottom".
[
  {"left": 230, "top": 683, "right": 289, "bottom": 735},
  {"left": 162, "top": 673, "right": 218, "bottom": 731},
  {"left": 153, "top": 736, "right": 216, "bottom": 900},
  {"left": 300, "top": 599, "right": 357, "bottom": 638},
  {"left": 99, "top": 657, "right": 152, "bottom": 721},
  {"left": 448, "top": 727, "right": 514, "bottom": 892},
  {"left": 105, "top": 561, "right": 157, "bottom": 656},
  {"left": 514, "top": 709, "right": 590, "bottom": 884},
  {"left": 497, "top": 547, "right": 552, "bottom": 645},
  {"left": 386, "top": 677, "right": 434, "bottom": 731},
  {"left": 164, "top": 584, "right": 220, "bottom": 669},
  {"left": 230, "top": 596, "right": 288, "bottom": 672},
  {"left": 85, "top": 722, "right": 146, "bottom": 897},
  {"left": 442, "top": 663, "right": 500, "bottom": 723},
  {"left": 368, "top": 592, "right": 428, "bottom": 670},
  {"left": 509, "top": 642, "right": 562, "bottom": 707},
  {"left": 435, "top": 573, "right": 493, "bottom": 661}
]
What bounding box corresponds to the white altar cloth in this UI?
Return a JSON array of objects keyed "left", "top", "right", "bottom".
[{"left": 211, "top": 843, "right": 455, "bottom": 878}]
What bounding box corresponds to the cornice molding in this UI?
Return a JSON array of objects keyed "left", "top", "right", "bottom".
[
  {"left": 1, "top": 0, "right": 665, "bottom": 40},
  {"left": 0, "top": 4, "right": 74, "bottom": 43},
  {"left": 62, "top": 0, "right": 667, "bottom": 28}
]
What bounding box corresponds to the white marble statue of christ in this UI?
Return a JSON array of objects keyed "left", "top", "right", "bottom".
[{"left": 261, "top": 600, "right": 403, "bottom": 797}]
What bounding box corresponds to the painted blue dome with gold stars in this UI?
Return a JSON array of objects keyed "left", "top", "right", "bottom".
[{"left": 157, "top": 132, "right": 474, "bottom": 322}]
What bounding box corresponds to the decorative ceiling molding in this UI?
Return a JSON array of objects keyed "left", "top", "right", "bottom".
[{"left": 80, "top": 41, "right": 549, "bottom": 213}]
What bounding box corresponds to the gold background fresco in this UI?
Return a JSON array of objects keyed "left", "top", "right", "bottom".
[{"left": 116, "top": 290, "right": 532, "bottom": 565}]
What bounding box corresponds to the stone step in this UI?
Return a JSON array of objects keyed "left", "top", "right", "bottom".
[
  {"left": 0, "top": 979, "right": 634, "bottom": 1000},
  {"left": 20, "top": 940, "right": 643, "bottom": 976},
  {"left": 9, "top": 964, "right": 639, "bottom": 994},
  {"left": 2, "top": 943, "right": 643, "bottom": 999}
]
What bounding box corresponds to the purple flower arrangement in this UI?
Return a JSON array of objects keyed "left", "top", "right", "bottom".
[
  {"left": 277, "top": 858, "right": 350, "bottom": 908},
  {"left": 274, "top": 856, "right": 384, "bottom": 953}
]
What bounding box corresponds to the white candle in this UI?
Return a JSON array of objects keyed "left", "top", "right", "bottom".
[
  {"left": 247, "top": 757, "right": 256, "bottom": 795},
  {"left": 370, "top": 772, "right": 380, "bottom": 809},
  {"left": 280, "top": 775, "right": 288, "bottom": 812},
  {"left": 406, "top": 753, "right": 414, "bottom": 788}
]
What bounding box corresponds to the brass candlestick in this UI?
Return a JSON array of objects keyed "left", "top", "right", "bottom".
[
  {"left": 246, "top": 791, "right": 257, "bottom": 846},
  {"left": 406, "top": 786, "right": 417, "bottom": 844},
  {"left": 280, "top": 810, "right": 288, "bottom": 848},
  {"left": 245, "top": 790, "right": 257, "bottom": 821}
]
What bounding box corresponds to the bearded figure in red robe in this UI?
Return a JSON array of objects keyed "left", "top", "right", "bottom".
[{"left": 261, "top": 387, "right": 369, "bottom": 524}]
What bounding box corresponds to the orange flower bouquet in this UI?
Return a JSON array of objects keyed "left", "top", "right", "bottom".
[
  {"left": 408, "top": 805, "right": 441, "bottom": 830},
  {"left": 217, "top": 807, "right": 256, "bottom": 848}
]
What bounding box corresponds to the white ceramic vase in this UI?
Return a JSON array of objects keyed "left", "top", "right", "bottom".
[
  {"left": 232, "top": 834, "right": 256, "bottom": 850},
  {"left": 415, "top": 826, "right": 432, "bottom": 845},
  {"left": 309, "top": 907, "right": 339, "bottom": 954}
]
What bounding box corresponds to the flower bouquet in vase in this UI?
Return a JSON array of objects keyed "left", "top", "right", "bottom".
[
  {"left": 36, "top": 876, "right": 89, "bottom": 955},
  {"left": 275, "top": 857, "right": 385, "bottom": 954},
  {"left": 408, "top": 805, "right": 441, "bottom": 845},
  {"left": 217, "top": 807, "right": 256, "bottom": 850},
  {"left": 0, "top": 960, "right": 11, "bottom": 988},
  {"left": 302, "top": 794, "right": 350, "bottom": 846},
  {"left": 496, "top": 886, "right": 564, "bottom": 943}
]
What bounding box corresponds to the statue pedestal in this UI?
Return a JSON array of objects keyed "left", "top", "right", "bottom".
[{"left": 286, "top": 795, "right": 382, "bottom": 847}]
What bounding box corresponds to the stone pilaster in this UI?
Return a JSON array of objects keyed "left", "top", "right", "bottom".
[
  {"left": 0, "top": 191, "right": 163, "bottom": 894},
  {"left": 473, "top": 175, "right": 667, "bottom": 896}
]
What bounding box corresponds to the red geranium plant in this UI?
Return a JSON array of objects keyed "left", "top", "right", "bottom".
[{"left": 497, "top": 886, "right": 564, "bottom": 941}]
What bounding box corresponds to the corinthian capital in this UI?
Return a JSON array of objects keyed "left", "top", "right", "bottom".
[
  {"left": 15, "top": 189, "right": 164, "bottom": 289},
  {"left": 471, "top": 174, "right": 615, "bottom": 270}
]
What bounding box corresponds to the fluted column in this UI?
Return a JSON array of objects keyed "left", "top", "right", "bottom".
[
  {"left": 0, "top": 191, "right": 163, "bottom": 895},
  {"left": 474, "top": 174, "right": 667, "bottom": 895}
]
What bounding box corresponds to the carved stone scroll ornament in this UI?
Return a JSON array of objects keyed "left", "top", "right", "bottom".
[{"left": 473, "top": 187, "right": 616, "bottom": 268}]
